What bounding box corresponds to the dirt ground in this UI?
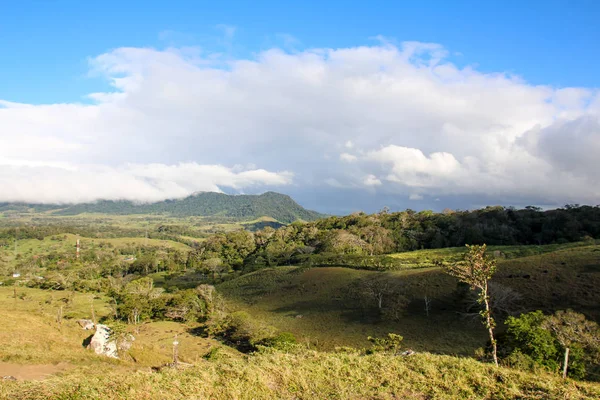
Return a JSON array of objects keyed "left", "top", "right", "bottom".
[{"left": 0, "top": 362, "right": 71, "bottom": 380}]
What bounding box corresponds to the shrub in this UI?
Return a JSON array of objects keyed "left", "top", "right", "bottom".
[
  {"left": 504, "top": 311, "right": 560, "bottom": 372},
  {"left": 366, "top": 333, "right": 404, "bottom": 355},
  {"left": 257, "top": 332, "right": 297, "bottom": 351},
  {"left": 206, "top": 311, "right": 277, "bottom": 353},
  {"left": 502, "top": 310, "right": 599, "bottom": 380}
]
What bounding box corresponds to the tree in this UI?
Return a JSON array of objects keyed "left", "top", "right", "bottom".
[
  {"left": 202, "top": 257, "right": 227, "bottom": 280},
  {"left": 543, "top": 309, "right": 600, "bottom": 379},
  {"left": 504, "top": 310, "right": 559, "bottom": 372},
  {"left": 116, "top": 277, "right": 166, "bottom": 325},
  {"left": 444, "top": 244, "right": 498, "bottom": 366},
  {"left": 351, "top": 276, "right": 408, "bottom": 321}
]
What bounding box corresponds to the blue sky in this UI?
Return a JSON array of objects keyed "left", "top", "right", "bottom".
[
  {"left": 2, "top": 0, "right": 599, "bottom": 104},
  {"left": 1, "top": 1, "right": 599, "bottom": 213}
]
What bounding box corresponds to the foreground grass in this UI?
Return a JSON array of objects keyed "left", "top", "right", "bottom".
[{"left": 2, "top": 350, "right": 599, "bottom": 399}]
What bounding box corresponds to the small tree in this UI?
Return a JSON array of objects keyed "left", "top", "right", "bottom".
[
  {"left": 351, "top": 277, "right": 408, "bottom": 321},
  {"left": 203, "top": 258, "right": 227, "bottom": 280},
  {"left": 424, "top": 295, "right": 432, "bottom": 318},
  {"left": 444, "top": 244, "right": 498, "bottom": 366}
]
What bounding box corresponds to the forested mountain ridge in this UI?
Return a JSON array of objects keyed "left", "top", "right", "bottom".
[{"left": 0, "top": 192, "right": 325, "bottom": 223}]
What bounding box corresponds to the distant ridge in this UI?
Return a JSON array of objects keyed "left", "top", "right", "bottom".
[{"left": 0, "top": 192, "right": 325, "bottom": 224}]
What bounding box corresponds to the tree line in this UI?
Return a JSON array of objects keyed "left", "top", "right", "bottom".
[{"left": 186, "top": 204, "right": 600, "bottom": 273}]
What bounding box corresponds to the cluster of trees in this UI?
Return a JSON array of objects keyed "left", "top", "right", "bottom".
[
  {"left": 184, "top": 205, "right": 600, "bottom": 273},
  {"left": 4, "top": 204, "right": 599, "bottom": 279},
  {"left": 105, "top": 276, "right": 297, "bottom": 354},
  {"left": 442, "top": 244, "right": 600, "bottom": 380},
  {"left": 107, "top": 277, "right": 221, "bottom": 325},
  {"left": 7, "top": 241, "right": 191, "bottom": 292},
  {"left": 501, "top": 310, "right": 600, "bottom": 380}
]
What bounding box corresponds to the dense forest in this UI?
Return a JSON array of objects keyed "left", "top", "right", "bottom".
[{"left": 184, "top": 204, "right": 600, "bottom": 271}]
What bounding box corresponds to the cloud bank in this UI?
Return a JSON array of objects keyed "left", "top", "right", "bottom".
[{"left": 1, "top": 41, "right": 599, "bottom": 210}]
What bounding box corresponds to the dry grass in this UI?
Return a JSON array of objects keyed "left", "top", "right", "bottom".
[{"left": 2, "top": 350, "right": 599, "bottom": 399}]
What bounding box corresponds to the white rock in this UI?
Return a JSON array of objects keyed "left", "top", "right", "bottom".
[{"left": 89, "top": 324, "right": 118, "bottom": 358}]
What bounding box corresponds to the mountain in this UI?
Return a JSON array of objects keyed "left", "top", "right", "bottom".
[{"left": 1, "top": 192, "right": 325, "bottom": 224}]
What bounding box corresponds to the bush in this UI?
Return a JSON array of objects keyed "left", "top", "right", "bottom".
[
  {"left": 257, "top": 332, "right": 297, "bottom": 351},
  {"left": 366, "top": 333, "right": 404, "bottom": 355},
  {"left": 206, "top": 311, "right": 277, "bottom": 353},
  {"left": 203, "top": 346, "right": 222, "bottom": 361},
  {"left": 504, "top": 311, "right": 560, "bottom": 372},
  {"left": 502, "top": 310, "right": 599, "bottom": 380}
]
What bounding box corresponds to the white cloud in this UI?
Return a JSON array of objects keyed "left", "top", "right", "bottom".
[
  {"left": 340, "top": 153, "right": 358, "bottom": 162},
  {"left": 1, "top": 41, "right": 599, "bottom": 208},
  {"left": 366, "top": 145, "right": 462, "bottom": 187},
  {"left": 0, "top": 161, "right": 291, "bottom": 204},
  {"left": 409, "top": 193, "right": 423, "bottom": 200},
  {"left": 363, "top": 174, "right": 382, "bottom": 186}
]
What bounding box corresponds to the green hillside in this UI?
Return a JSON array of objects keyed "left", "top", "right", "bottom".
[
  {"left": 1, "top": 192, "right": 325, "bottom": 224},
  {"left": 217, "top": 244, "right": 600, "bottom": 354}
]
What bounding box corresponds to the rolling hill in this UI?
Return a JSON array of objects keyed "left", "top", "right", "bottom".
[{"left": 0, "top": 192, "right": 325, "bottom": 224}]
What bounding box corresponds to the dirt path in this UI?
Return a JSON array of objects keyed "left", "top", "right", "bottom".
[{"left": 0, "top": 362, "right": 71, "bottom": 380}]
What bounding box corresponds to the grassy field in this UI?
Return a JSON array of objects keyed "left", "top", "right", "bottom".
[
  {"left": 387, "top": 241, "right": 599, "bottom": 269},
  {"left": 1, "top": 282, "right": 599, "bottom": 399},
  {"left": 218, "top": 243, "right": 600, "bottom": 353},
  {"left": 1, "top": 225, "right": 599, "bottom": 399},
  {"left": 9, "top": 233, "right": 191, "bottom": 257},
  {"left": 0, "top": 244, "right": 599, "bottom": 398},
  {"left": 0, "top": 286, "right": 223, "bottom": 369},
  {"left": 2, "top": 349, "right": 599, "bottom": 399},
  {"left": 218, "top": 266, "right": 485, "bottom": 353},
  {"left": 0, "top": 233, "right": 192, "bottom": 276}
]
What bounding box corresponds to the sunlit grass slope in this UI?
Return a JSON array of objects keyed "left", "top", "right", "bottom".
[{"left": 2, "top": 350, "right": 599, "bottom": 399}]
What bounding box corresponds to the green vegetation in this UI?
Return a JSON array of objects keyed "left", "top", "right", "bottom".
[
  {"left": 2, "top": 191, "right": 324, "bottom": 223},
  {"left": 1, "top": 201, "right": 600, "bottom": 398},
  {"left": 502, "top": 310, "right": 600, "bottom": 380}
]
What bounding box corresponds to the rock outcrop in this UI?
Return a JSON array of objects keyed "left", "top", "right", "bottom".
[
  {"left": 86, "top": 324, "right": 135, "bottom": 358},
  {"left": 89, "top": 324, "right": 118, "bottom": 358}
]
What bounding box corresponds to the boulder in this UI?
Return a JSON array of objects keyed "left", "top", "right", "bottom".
[{"left": 89, "top": 324, "right": 118, "bottom": 358}]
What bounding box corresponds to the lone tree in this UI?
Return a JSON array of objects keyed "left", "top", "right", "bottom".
[{"left": 444, "top": 244, "right": 498, "bottom": 366}]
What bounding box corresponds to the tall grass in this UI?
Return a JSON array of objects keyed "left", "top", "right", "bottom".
[{"left": 2, "top": 350, "right": 599, "bottom": 399}]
